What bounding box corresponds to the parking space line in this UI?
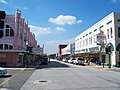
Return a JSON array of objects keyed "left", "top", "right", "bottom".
[{"left": 0, "top": 69, "right": 24, "bottom": 87}]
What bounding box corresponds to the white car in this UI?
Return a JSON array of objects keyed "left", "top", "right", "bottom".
[
  {"left": 0, "top": 67, "right": 7, "bottom": 76},
  {"left": 62, "top": 58, "right": 69, "bottom": 62},
  {"left": 73, "top": 58, "right": 85, "bottom": 65},
  {"left": 68, "top": 58, "right": 76, "bottom": 63}
]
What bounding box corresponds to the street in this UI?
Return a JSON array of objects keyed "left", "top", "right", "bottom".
[
  {"left": 21, "top": 59, "right": 120, "bottom": 90},
  {"left": 0, "top": 69, "right": 35, "bottom": 90}
]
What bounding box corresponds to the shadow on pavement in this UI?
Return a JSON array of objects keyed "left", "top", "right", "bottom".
[{"left": 38, "top": 60, "right": 71, "bottom": 69}]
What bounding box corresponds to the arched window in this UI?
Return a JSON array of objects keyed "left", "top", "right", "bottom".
[{"left": 5, "top": 24, "right": 14, "bottom": 36}]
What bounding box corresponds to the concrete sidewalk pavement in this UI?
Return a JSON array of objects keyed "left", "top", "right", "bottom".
[{"left": 88, "top": 64, "right": 120, "bottom": 72}]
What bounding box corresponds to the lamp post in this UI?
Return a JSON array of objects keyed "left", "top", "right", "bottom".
[
  {"left": 25, "top": 41, "right": 28, "bottom": 68},
  {"left": 96, "top": 30, "right": 106, "bottom": 68}
]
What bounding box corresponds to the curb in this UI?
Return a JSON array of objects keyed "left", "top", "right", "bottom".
[{"left": 90, "top": 65, "right": 120, "bottom": 72}]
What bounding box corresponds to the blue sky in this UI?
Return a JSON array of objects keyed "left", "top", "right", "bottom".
[{"left": 0, "top": 0, "right": 120, "bottom": 54}]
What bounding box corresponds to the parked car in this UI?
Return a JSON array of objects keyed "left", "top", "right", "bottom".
[
  {"left": 73, "top": 58, "right": 85, "bottom": 65},
  {"left": 68, "top": 58, "right": 76, "bottom": 63},
  {"left": 0, "top": 67, "right": 7, "bottom": 76},
  {"left": 62, "top": 58, "right": 69, "bottom": 62},
  {"left": 40, "top": 57, "right": 48, "bottom": 65}
]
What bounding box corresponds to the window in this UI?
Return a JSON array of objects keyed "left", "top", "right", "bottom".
[
  {"left": 89, "top": 32, "right": 92, "bottom": 34},
  {"left": 94, "top": 29, "right": 97, "bottom": 32},
  {"left": 99, "top": 25, "right": 104, "bottom": 30},
  {"left": 5, "top": 44, "right": 8, "bottom": 49},
  {"left": 4, "top": 44, "right": 13, "bottom": 50},
  {"left": 79, "top": 41, "right": 81, "bottom": 48},
  {"left": 86, "top": 38, "right": 88, "bottom": 46},
  {"left": 5, "top": 29, "right": 9, "bottom": 36},
  {"left": 89, "top": 37, "right": 92, "bottom": 44},
  {"left": 20, "top": 28, "right": 22, "bottom": 39},
  {"left": 94, "top": 35, "right": 96, "bottom": 43},
  {"left": 107, "top": 29, "right": 109, "bottom": 39},
  {"left": 110, "top": 27, "right": 113, "bottom": 38},
  {"left": 83, "top": 40, "right": 84, "bottom": 47},
  {"left": 9, "top": 45, "right": 13, "bottom": 49},
  {"left": 5, "top": 25, "right": 14, "bottom": 37},
  {"left": 117, "top": 19, "right": 120, "bottom": 22},
  {"left": 10, "top": 28, "right": 14, "bottom": 36},
  {"left": 106, "top": 20, "right": 112, "bottom": 25},
  {"left": 0, "top": 44, "right": 3, "bottom": 49},
  {"left": 118, "top": 27, "right": 120, "bottom": 38}
]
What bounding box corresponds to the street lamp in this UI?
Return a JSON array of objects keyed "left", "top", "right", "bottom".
[
  {"left": 25, "top": 41, "right": 28, "bottom": 68},
  {"left": 96, "top": 30, "right": 106, "bottom": 68}
]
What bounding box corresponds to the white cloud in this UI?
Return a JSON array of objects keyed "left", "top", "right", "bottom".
[
  {"left": 0, "top": 0, "right": 7, "bottom": 4},
  {"left": 55, "top": 27, "right": 66, "bottom": 32},
  {"left": 49, "top": 15, "right": 82, "bottom": 25},
  {"left": 29, "top": 25, "right": 52, "bottom": 37},
  {"left": 77, "top": 20, "right": 82, "bottom": 23},
  {"left": 111, "top": 0, "right": 120, "bottom": 3}
]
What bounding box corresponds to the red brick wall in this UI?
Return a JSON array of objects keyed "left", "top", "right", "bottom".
[{"left": 0, "top": 52, "right": 18, "bottom": 67}]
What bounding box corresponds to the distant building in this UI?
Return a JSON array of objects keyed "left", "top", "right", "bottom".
[
  {"left": 35, "top": 45, "right": 44, "bottom": 55},
  {"left": 70, "top": 43, "right": 75, "bottom": 57},
  {"left": 58, "top": 44, "right": 67, "bottom": 56},
  {"left": 61, "top": 44, "right": 70, "bottom": 58}
]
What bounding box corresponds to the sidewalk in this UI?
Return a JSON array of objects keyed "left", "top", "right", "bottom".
[{"left": 88, "top": 64, "right": 120, "bottom": 72}]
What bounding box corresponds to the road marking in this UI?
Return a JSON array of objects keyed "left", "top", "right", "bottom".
[{"left": 0, "top": 69, "right": 24, "bottom": 87}]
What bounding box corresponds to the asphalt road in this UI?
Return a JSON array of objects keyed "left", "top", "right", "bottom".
[
  {"left": 21, "top": 59, "right": 120, "bottom": 90},
  {"left": 0, "top": 69, "right": 35, "bottom": 90}
]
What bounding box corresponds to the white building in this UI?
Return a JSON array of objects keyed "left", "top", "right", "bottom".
[
  {"left": 61, "top": 44, "right": 70, "bottom": 56},
  {"left": 75, "top": 12, "right": 120, "bottom": 67},
  {"left": 35, "top": 45, "right": 44, "bottom": 55}
]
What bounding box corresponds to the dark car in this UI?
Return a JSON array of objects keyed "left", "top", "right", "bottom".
[{"left": 40, "top": 57, "right": 48, "bottom": 65}]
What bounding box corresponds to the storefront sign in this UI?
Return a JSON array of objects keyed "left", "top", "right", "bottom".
[
  {"left": 89, "top": 46, "right": 99, "bottom": 52},
  {"left": 97, "top": 34, "right": 106, "bottom": 42}
]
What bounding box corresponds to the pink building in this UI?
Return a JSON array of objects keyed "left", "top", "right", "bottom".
[{"left": 0, "top": 10, "right": 37, "bottom": 67}]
